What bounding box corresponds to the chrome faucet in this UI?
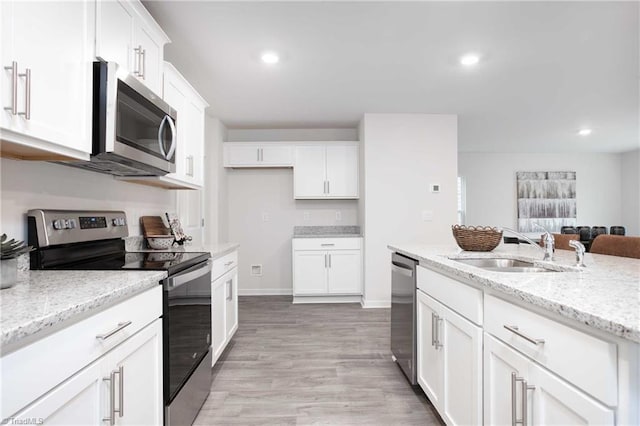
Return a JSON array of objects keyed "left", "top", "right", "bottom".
[
  {"left": 501, "top": 226, "right": 554, "bottom": 261},
  {"left": 569, "top": 240, "right": 587, "bottom": 268}
]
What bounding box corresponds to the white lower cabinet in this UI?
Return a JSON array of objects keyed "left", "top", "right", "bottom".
[
  {"left": 484, "top": 333, "right": 615, "bottom": 425},
  {"left": 292, "top": 238, "right": 363, "bottom": 301},
  {"left": 416, "top": 289, "right": 482, "bottom": 425},
  {"left": 1, "top": 287, "right": 162, "bottom": 424},
  {"left": 211, "top": 250, "right": 239, "bottom": 366}
]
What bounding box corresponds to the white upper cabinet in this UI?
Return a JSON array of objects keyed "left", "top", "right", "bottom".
[
  {"left": 1, "top": 0, "right": 92, "bottom": 160},
  {"left": 95, "top": 0, "right": 169, "bottom": 95},
  {"left": 294, "top": 143, "right": 359, "bottom": 199},
  {"left": 223, "top": 143, "right": 294, "bottom": 168}
]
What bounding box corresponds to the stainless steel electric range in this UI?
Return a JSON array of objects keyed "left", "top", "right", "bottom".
[{"left": 27, "top": 209, "right": 211, "bottom": 426}]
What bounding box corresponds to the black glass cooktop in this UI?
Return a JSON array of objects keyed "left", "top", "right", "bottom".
[{"left": 49, "top": 251, "right": 210, "bottom": 275}]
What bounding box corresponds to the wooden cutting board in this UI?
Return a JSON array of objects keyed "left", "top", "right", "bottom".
[{"left": 140, "top": 216, "right": 171, "bottom": 237}]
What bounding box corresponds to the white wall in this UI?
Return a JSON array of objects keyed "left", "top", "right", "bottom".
[
  {"left": 225, "top": 128, "right": 359, "bottom": 295},
  {"left": 621, "top": 148, "right": 640, "bottom": 236},
  {"left": 361, "top": 114, "right": 458, "bottom": 308},
  {"left": 203, "top": 115, "right": 227, "bottom": 245},
  {"left": 0, "top": 159, "right": 175, "bottom": 240},
  {"left": 458, "top": 152, "right": 626, "bottom": 232}
]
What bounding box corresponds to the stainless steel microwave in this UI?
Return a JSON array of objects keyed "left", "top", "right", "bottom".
[{"left": 66, "top": 61, "right": 177, "bottom": 176}]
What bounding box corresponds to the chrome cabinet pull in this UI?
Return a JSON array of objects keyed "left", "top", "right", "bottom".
[
  {"left": 18, "top": 68, "right": 31, "bottom": 120},
  {"left": 96, "top": 321, "right": 132, "bottom": 340},
  {"left": 328, "top": 254, "right": 331, "bottom": 268},
  {"left": 320, "top": 243, "right": 335, "bottom": 247},
  {"left": 431, "top": 312, "right": 437, "bottom": 347},
  {"left": 140, "top": 48, "right": 146, "bottom": 80},
  {"left": 4, "top": 61, "right": 17, "bottom": 115},
  {"left": 186, "top": 155, "right": 194, "bottom": 177},
  {"left": 224, "top": 261, "right": 234, "bottom": 267},
  {"left": 256, "top": 148, "right": 260, "bottom": 162},
  {"left": 511, "top": 372, "right": 535, "bottom": 425},
  {"left": 435, "top": 315, "right": 443, "bottom": 349},
  {"left": 259, "top": 148, "right": 264, "bottom": 162},
  {"left": 226, "top": 279, "right": 233, "bottom": 301},
  {"left": 103, "top": 370, "right": 116, "bottom": 425},
  {"left": 324, "top": 254, "right": 328, "bottom": 268},
  {"left": 133, "top": 46, "right": 141, "bottom": 76},
  {"left": 504, "top": 325, "right": 545, "bottom": 346},
  {"left": 118, "top": 365, "right": 124, "bottom": 418},
  {"left": 327, "top": 180, "right": 330, "bottom": 194}
]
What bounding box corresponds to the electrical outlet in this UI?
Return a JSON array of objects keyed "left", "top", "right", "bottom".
[
  {"left": 251, "top": 264, "right": 263, "bottom": 276},
  {"left": 430, "top": 184, "right": 441, "bottom": 193},
  {"left": 335, "top": 211, "right": 342, "bottom": 221},
  {"left": 262, "top": 211, "right": 269, "bottom": 222},
  {"left": 303, "top": 212, "right": 310, "bottom": 221}
]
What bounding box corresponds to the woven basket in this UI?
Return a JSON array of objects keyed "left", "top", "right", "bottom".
[{"left": 452, "top": 225, "right": 503, "bottom": 252}]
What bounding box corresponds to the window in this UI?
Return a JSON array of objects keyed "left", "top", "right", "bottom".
[{"left": 457, "top": 176, "right": 466, "bottom": 225}]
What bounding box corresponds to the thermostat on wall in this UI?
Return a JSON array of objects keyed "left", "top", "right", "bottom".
[{"left": 430, "top": 184, "right": 441, "bottom": 193}]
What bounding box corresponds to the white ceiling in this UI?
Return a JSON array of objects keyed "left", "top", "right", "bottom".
[{"left": 143, "top": 1, "right": 639, "bottom": 153}]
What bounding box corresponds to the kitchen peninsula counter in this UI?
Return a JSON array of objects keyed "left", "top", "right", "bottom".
[{"left": 388, "top": 243, "right": 640, "bottom": 343}]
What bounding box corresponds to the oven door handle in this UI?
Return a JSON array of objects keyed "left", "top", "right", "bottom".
[{"left": 166, "top": 260, "right": 212, "bottom": 289}]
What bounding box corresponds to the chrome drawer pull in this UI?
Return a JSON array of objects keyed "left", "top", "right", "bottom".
[
  {"left": 96, "top": 321, "right": 132, "bottom": 340},
  {"left": 320, "top": 243, "right": 335, "bottom": 247},
  {"left": 504, "top": 325, "right": 545, "bottom": 345},
  {"left": 224, "top": 261, "right": 234, "bottom": 267},
  {"left": 4, "top": 61, "right": 17, "bottom": 115}
]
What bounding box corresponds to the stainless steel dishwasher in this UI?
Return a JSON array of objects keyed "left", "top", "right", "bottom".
[{"left": 390, "top": 252, "right": 418, "bottom": 385}]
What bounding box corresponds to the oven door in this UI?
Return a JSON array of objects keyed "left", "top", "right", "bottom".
[{"left": 163, "top": 260, "right": 212, "bottom": 403}]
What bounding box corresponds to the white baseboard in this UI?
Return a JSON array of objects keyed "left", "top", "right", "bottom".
[
  {"left": 360, "top": 299, "right": 391, "bottom": 309},
  {"left": 238, "top": 288, "right": 293, "bottom": 296},
  {"left": 293, "top": 295, "right": 362, "bottom": 304}
]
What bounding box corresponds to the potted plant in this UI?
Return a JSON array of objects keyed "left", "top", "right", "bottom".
[{"left": 1, "top": 234, "right": 33, "bottom": 289}]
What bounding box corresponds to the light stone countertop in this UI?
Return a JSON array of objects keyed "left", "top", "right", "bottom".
[
  {"left": 0, "top": 270, "right": 167, "bottom": 351},
  {"left": 293, "top": 226, "right": 362, "bottom": 238},
  {"left": 388, "top": 242, "right": 640, "bottom": 343}
]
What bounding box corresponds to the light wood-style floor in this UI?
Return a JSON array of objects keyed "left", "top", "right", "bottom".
[{"left": 194, "top": 296, "right": 443, "bottom": 425}]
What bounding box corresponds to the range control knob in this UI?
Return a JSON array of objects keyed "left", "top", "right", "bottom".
[
  {"left": 68, "top": 219, "right": 77, "bottom": 229},
  {"left": 119, "top": 217, "right": 127, "bottom": 226},
  {"left": 112, "top": 218, "right": 119, "bottom": 226},
  {"left": 52, "top": 219, "right": 65, "bottom": 230}
]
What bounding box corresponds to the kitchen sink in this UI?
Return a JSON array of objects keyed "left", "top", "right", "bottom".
[{"left": 452, "top": 258, "right": 552, "bottom": 273}]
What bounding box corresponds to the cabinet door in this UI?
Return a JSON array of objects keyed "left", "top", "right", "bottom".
[
  {"left": 225, "top": 144, "right": 262, "bottom": 166},
  {"left": 441, "top": 304, "right": 482, "bottom": 426},
  {"left": 294, "top": 145, "right": 327, "bottom": 198},
  {"left": 293, "top": 250, "right": 328, "bottom": 295},
  {"left": 261, "top": 145, "right": 293, "bottom": 165},
  {"left": 225, "top": 269, "right": 239, "bottom": 340},
  {"left": 529, "top": 362, "right": 614, "bottom": 426},
  {"left": 13, "top": 361, "right": 103, "bottom": 425},
  {"left": 484, "top": 334, "right": 531, "bottom": 426},
  {"left": 416, "top": 290, "right": 444, "bottom": 410},
  {"left": 95, "top": 0, "right": 134, "bottom": 72},
  {"left": 2, "top": 0, "right": 91, "bottom": 154},
  {"left": 186, "top": 98, "right": 206, "bottom": 185},
  {"left": 212, "top": 277, "right": 227, "bottom": 365},
  {"left": 108, "top": 319, "right": 163, "bottom": 426},
  {"left": 327, "top": 250, "right": 361, "bottom": 294},
  {"left": 325, "top": 144, "right": 359, "bottom": 198},
  {"left": 133, "top": 23, "right": 162, "bottom": 94}
]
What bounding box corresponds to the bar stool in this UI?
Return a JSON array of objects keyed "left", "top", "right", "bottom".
[
  {"left": 610, "top": 226, "right": 626, "bottom": 236},
  {"left": 560, "top": 226, "right": 577, "bottom": 234}
]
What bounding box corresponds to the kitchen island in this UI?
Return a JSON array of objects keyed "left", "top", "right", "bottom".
[{"left": 388, "top": 242, "right": 639, "bottom": 425}]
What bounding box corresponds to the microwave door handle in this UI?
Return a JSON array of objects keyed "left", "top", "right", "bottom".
[
  {"left": 158, "top": 116, "right": 168, "bottom": 159},
  {"left": 165, "top": 116, "right": 177, "bottom": 160}
]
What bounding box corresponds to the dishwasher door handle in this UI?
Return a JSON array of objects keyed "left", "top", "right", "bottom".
[{"left": 391, "top": 262, "right": 413, "bottom": 278}]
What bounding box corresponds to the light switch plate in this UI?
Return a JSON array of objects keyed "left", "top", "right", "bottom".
[
  {"left": 262, "top": 212, "right": 270, "bottom": 222},
  {"left": 303, "top": 212, "right": 310, "bottom": 221},
  {"left": 422, "top": 210, "right": 434, "bottom": 221},
  {"left": 335, "top": 211, "right": 342, "bottom": 221}
]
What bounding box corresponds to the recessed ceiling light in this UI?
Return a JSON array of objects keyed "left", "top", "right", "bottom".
[
  {"left": 577, "top": 128, "right": 592, "bottom": 136},
  {"left": 261, "top": 51, "right": 279, "bottom": 64},
  {"left": 460, "top": 53, "right": 480, "bottom": 67}
]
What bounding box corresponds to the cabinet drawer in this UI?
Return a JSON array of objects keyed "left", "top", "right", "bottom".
[
  {"left": 0, "top": 285, "right": 162, "bottom": 418},
  {"left": 484, "top": 294, "right": 617, "bottom": 406},
  {"left": 417, "top": 266, "right": 483, "bottom": 325},
  {"left": 292, "top": 237, "right": 362, "bottom": 251},
  {"left": 212, "top": 250, "right": 238, "bottom": 281}
]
